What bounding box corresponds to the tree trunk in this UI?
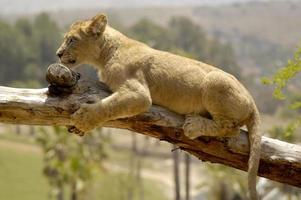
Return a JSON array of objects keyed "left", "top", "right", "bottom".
[
  {"left": 71, "top": 182, "right": 77, "bottom": 200},
  {"left": 15, "top": 125, "right": 21, "bottom": 135},
  {"left": 57, "top": 181, "right": 64, "bottom": 200},
  {"left": 137, "top": 136, "right": 150, "bottom": 200},
  {"left": 184, "top": 154, "right": 190, "bottom": 200},
  {"left": 218, "top": 181, "right": 229, "bottom": 200},
  {"left": 128, "top": 133, "right": 137, "bottom": 200},
  {"left": 173, "top": 145, "right": 181, "bottom": 200},
  {"left": 57, "top": 189, "right": 64, "bottom": 200},
  {"left": 29, "top": 126, "right": 35, "bottom": 136}
]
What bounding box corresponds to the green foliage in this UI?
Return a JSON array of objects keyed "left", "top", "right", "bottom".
[
  {"left": 0, "top": 13, "right": 61, "bottom": 86},
  {"left": 290, "top": 101, "right": 301, "bottom": 110},
  {"left": 33, "top": 13, "right": 61, "bottom": 66},
  {"left": 198, "top": 164, "right": 248, "bottom": 200},
  {"left": 168, "top": 16, "right": 207, "bottom": 59},
  {"left": 262, "top": 48, "right": 301, "bottom": 100},
  {"left": 129, "top": 18, "right": 172, "bottom": 50},
  {"left": 89, "top": 172, "right": 168, "bottom": 200},
  {"left": 268, "top": 118, "right": 301, "bottom": 142},
  {"left": 35, "top": 127, "right": 107, "bottom": 199},
  {"left": 263, "top": 47, "right": 301, "bottom": 141},
  {"left": 0, "top": 20, "right": 29, "bottom": 83}
]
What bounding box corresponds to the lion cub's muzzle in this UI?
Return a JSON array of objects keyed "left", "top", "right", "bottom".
[{"left": 56, "top": 49, "right": 77, "bottom": 66}]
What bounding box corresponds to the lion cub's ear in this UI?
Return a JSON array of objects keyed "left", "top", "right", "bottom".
[{"left": 87, "top": 14, "right": 108, "bottom": 36}]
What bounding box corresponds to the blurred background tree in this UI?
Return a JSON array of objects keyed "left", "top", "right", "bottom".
[
  {"left": 262, "top": 47, "right": 301, "bottom": 142},
  {"left": 36, "top": 127, "right": 107, "bottom": 200},
  {"left": 0, "top": 13, "right": 60, "bottom": 86},
  {"left": 258, "top": 47, "right": 301, "bottom": 199}
]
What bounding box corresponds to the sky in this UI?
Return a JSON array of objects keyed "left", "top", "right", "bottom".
[{"left": 0, "top": 0, "right": 292, "bottom": 15}]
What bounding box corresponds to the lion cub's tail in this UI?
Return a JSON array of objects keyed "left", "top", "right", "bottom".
[{"left": 246, "top": 105, "right": 261, "bottom": 200}]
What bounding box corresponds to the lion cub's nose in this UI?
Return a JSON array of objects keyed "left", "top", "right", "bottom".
[{"left": 56, "top": 49, "right": 64, "bottom": 58}]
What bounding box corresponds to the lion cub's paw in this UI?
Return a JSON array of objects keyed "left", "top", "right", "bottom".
[
  {"left": 70, "top": 103, "right": 101, "bottom": 134},
  {"left": 183, "top": 117, "right": 203, "bottom": 139}
]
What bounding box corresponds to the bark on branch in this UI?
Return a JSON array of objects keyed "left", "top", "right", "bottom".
[{"left": 1, "top": 63, "right": 301, "bottom": 187}]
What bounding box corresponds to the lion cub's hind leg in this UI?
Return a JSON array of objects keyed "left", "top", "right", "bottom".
[
  {"left": 183, "top": 71, "right": 249, "bottom": 140},
  {"left": 183, "top": 114, "right": 240, "bottom": 139}
]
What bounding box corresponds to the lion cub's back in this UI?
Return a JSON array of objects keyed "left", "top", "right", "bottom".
[{"left": 142, "top": 50, "right": 218, "bottom": 115}]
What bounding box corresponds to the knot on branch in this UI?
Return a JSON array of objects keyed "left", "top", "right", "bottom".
[{"left": 46, "top": 63, "right": 81, "bottom": 95}]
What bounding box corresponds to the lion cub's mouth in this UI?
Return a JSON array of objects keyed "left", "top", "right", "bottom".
[
  {"left": 61, "top": 59, "right": 76, "bottom": 65},
  {"left": 68, "top": 59, "right": 76, "bottom": 64}
]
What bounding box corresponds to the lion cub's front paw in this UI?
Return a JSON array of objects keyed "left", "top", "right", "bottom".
[{"left": 70, "top": 104, "right": 101, "bottom": 135}]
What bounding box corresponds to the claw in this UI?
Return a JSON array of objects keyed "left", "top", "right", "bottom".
[
  {"left": 67, "top": 126, "right": 76, "bottom": 133},
  {"left": 78, "top": 131, "right": 85, "bottom": 137},
  {"left": 67, "top": 126, "right": 85, "bottom": 137}
]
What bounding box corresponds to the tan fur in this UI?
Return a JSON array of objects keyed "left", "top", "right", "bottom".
[{"left": 56, "top": 14, "right": 261, "bottom": 200}]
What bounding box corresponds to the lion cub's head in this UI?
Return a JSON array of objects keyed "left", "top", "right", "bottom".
[{"left": 56, "top": 14, "right": 108, "bottom": 67}]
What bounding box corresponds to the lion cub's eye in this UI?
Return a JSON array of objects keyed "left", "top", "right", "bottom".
[{"left": 68, "top": 37, "right": 79, "bottom": 45}]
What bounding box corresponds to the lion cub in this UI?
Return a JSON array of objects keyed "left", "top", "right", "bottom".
[{"left": 56, "top": 13, "right": 261, "bottom": 200}]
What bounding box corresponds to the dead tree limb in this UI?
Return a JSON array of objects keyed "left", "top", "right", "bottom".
[{"left": 1, "top": 63, "right": 301, "bottom": 187}]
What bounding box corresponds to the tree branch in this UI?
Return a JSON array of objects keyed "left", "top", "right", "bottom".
[{"left": 1, "top": 64, "right": 301, "bottom": 187}]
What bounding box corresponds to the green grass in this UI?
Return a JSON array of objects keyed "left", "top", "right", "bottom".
[
  {"left": 0, "top": 136, "right": 168, "bottom": 200},
  {"left": 89, "top": 172, "right": 168, "bottom": 200},
  {"left": 0, "top": 131, "right": 37, "bottom": 144},
  {"left": 0, "top": 143, "right": 49, "bottom": 200}
]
